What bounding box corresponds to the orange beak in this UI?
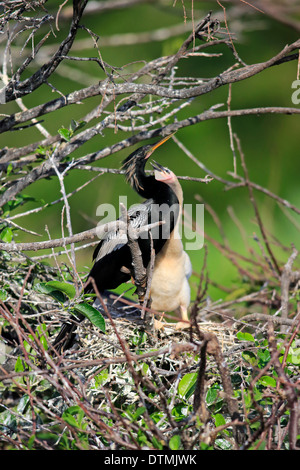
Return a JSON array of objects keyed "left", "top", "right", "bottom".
[{"left": 145, "top": 132, "right": 175, "bottom": 159}]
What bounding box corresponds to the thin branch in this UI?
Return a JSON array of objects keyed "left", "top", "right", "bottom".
[
  {"left": 49, "top": 155, "right": 77, "bottom": 270},
  {"left": 4, "top": 0, "right": 89, "bottom": 102},
  {"left": 1, "top": 36, "right": 300, "bottom": 133},
  {"left": 235, "top": 134, "right": 281, "bottom": 277},
  {"left": 0, "top": 222, "right": 119, "bottom": 252},
  {"left": 2, "top": 103, "right": 299, "bottom": 210}
]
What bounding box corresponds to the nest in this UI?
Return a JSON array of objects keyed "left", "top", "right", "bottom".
[{"left": 75, "top": 290, "right": 237, "bottom": 362}]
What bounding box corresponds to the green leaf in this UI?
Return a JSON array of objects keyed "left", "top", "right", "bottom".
[
  {"left": 0, "top": 226, "right": 13, "bottom": 243},
  {"left": 62, "top": 405, "right": 86, "bottom": 430},
  {"left": 15, "top": 356, "right": 24, "bottom": 373},
  {"left": 7, "top": 163, "right": 13, "bottom": 176},
  {"left": 257, "top": 349, "right": 271, "bottom": 364},
  {"left": 63, "top": 410, "right": 80, "bottom": 428},
  {"left": 131, "top": 329, "right": 147, "bottom": 346},
  {"left": 215, "top": 438, "right": 232, "bottom": 450},
  {"left": 252, "top": 385, "right": 263, "bottom": 402},
  {"left": 45, "top": 281, "right": 76, "bottom": 299},
  {"left": 94, "top": 369, "right": 109, "bottom": 387},
  {"left": 237, "top": 331, "right": 255, "bottom": 342},
  {"left": 35, "top": 281, "right": 75, "bottom": 303},
  {"left": 17, "top": 395, "right": 30, "bottom": 414},
  {"left": 258, "top": 375, "right": 277, "bottom": 388},
  {"left": 171, "top": 403, "right": 189, "bottom": 421},
  {"left": 0, "top": 288, "right": 8, "bottom": 301},
  {"left": 73, "top": 302, "right": 106, "bottom": 333},
  {"left": 291, "top": 348, "right": 300, "bottom": 364},
  {"left": 141, "top": 362, "right": 149, "bottom": 375},
  {"left": 35, "top": 282, "right": 66, "bottom": 303},
  {"left": 242, "top": 350, "right": 258, "bottom": 366},
  {"left": 152, "top": 436, "right": 164, "bottom": 450},
  {"left": 169, "top": 435, "right": 181, "bottom": 450},
  {"left": 58, "top": 127, "right": 72, "bottom": 142},
  {"left": 206, "top": 386, "right": 219, "bottom": 405},
  {"left": 214, "top": 413, "right": 226, "bottom": 427},
  {"left": 27, "top": 434, "right": 36, "bottom": 450},
  {"left": 283, "top": 346, "right": 300, "bottom": 365},
  {"left": 133, "top": 406, "right": 146, "bottom": 421},
  {"left": 178, "top": 372, "right": 197, "bottom": 399},
  {"left": 36, "top": 145, "right": 48, "bottom": 155},
  {"left": 36, "top": 323, "right": 49, "bottom": 350},
  {"left": 70, "top": 119, "right": 86, "bottom": 133},
  {"left": 2, "top": 194, "right": 39, "bottom": 216}
]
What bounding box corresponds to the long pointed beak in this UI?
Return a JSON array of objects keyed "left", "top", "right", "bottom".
[
  {"left": 145, "top": 132, "right": 175, "bottom": 159},
  {"left": 150, "top": 160, "right": 170, "bottom": 173}
]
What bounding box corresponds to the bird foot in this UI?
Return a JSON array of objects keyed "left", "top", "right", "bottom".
[
  {"left": 153, "top": 312, "right": 166, "bottom": 330},
  {"left": 175, "top": 320, "right": 190, "bottom": 330},
  {"left": 154, "top": 319, "right": 165, "bottom": 330}
]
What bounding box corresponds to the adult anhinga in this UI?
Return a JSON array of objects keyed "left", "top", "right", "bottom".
[{"left": 53, "top": 134, "right": 191, "bottom": 351}]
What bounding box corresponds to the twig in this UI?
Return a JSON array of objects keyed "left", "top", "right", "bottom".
[
  {"left": 0, "top": 221, "right": 124, "bottom": 252},
  {"left": 235, "top": 134, "right": 281, "bottom": 277},
  {"left": 280, "top": 247, "right": 299, "bottom": 332},
  {"left": 49, "top": 154, "right": 77, "bottom": 272},
  {"left": 267, "top": 322, "right": 300, "bottom": 450}
]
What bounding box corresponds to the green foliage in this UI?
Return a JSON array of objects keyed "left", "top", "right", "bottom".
[
  {"left": 58, "top": 120, "right": 86, "bottom": 142},
  {"left": 38, "top": 280, "right": 76, "bottom": 299},
  {"left": 236, "top": 332, "right": 255, "bottom": 342},
  {"left": 0, "top": 227, "right": 13, "bottom": 243},
  {"left": 178, "top": 373, "right": 197, "bottom": 399},
  {"left": 35, "top": 281, "right": 106, "bottom": 333},
  {"left": 0, "top": 288, "right": 8, "bottom": 301},
  {"left": 169, "top": 434, "right": 181, "bottom": 450},
  {"left": 73, "top": 302, "right": 106, "bottom": 333},
  {"left": 0, "top": 312, "right": 298, "bottom": 450},
  {"left": 0, "top": 193, "right": 41, "bottom": 218},
  {"left": 35, "top": 281, "right": 74, "bottom": 303}
]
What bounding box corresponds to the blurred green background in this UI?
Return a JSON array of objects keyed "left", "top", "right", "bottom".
[{"left": 1, "top": 0, "right": 300, "bottom": 302}]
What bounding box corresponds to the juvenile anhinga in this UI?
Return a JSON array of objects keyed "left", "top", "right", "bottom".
[{"left": 53, "top": 134, "right": 191, "bottom": 351}]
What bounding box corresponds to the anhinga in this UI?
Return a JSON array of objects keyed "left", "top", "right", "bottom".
[{"left": 53, "top": 134, "right": 191, "bottom": 351}]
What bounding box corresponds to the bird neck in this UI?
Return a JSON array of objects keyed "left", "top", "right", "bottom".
[{"left": 144, "top": 175, "right": 179, "bottom": 207}]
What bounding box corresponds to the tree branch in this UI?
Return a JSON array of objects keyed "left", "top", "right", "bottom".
[
  {"left": 4, "top": 0, "right": 89, "bottom": 102},
  {"left": 1, "top": 38, "right": 299, "bottom": 133}
]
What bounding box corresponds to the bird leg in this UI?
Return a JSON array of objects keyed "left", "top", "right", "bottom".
[
  {"left": 153, "top": 311, "right": 166, "bottom": 330},
  {"left": 175, "top": 306, "right": 190, "bottom": 330}
]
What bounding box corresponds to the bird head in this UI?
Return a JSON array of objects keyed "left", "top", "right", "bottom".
[
  {"left": 122, "top": 133, "right": 175, "bottom": 194},
  {"left": 151, "top": 159, "right": 183, "bottom": 204},
  {"left": 150, "top": 160, "right": 176, "bottom": 184}
]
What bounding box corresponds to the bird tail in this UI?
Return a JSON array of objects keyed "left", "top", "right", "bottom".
[
  {"left": 52, "top": 312, "right": 85, "bottom": 353},
  {"left": 52, "top": 282, "right": 93, "bottom": 353}
]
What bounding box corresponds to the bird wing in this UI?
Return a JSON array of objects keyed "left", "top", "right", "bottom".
[
  {"left": 127, "top": 201, "right": 151, "bottom": 228},
  {"left": 93, "top": 201, "right": 152, "bottom": 263}
]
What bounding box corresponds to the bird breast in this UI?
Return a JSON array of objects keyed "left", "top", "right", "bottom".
[{"left": 150, "top": 234, "right": 192, "bottom": 313}]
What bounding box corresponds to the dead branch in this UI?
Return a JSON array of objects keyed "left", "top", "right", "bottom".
[
  {"left": 235, "top": 134, "right": 281, "bottom": 277},
  {"left": 280, "top": 248, "right": 299, "bottom": 332},
  {"left": 0, "top": 221, "right": 119, "bottom": 252}
]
